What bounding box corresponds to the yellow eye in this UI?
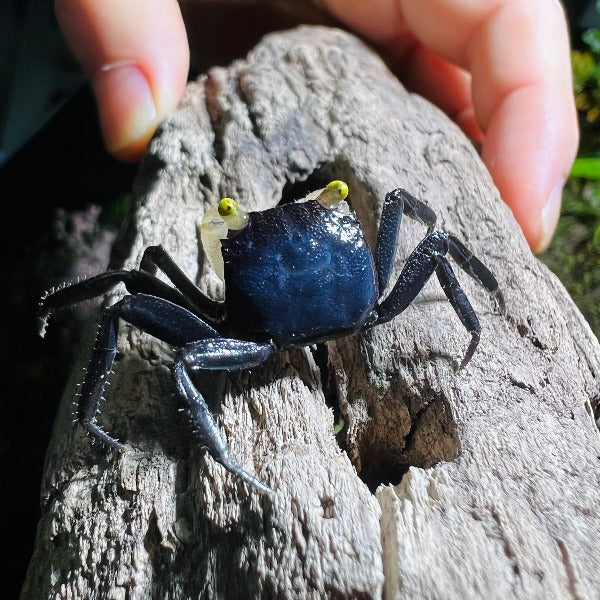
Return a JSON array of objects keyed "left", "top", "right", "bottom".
[
  {"left": 217, "top": 196, "right": 249, "bottom": 230},
  {"left": 218, "top": 197, "right": 238, "bottom": 217},
  {"left": 315, "top": 180, "right": 350, "bottom": 209},
  {"left": 326, "top": 180, "right": 349, "bottom": 200}
]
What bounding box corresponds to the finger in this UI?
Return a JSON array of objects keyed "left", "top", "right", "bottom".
[
  {"left": 323, "top": 0, "right": 579, "bottom": 252},
  {"left": 398, "top": 45, "right": 484, "bottom": 141},
  {"left": 482, "top": 83, "right": 576, "bottom": 252},
  {"left": 399, "top": 0, "right": 578, "bottom": 251},
  {"left": 321, "top": 0, "right": 480, "bottom": 135},
  {"left": 55, "top": 0, "right": 189, "bottom": 161}
]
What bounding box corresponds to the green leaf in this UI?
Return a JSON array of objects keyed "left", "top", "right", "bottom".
[
  {"left": 570, "top": 157, "right": 600, "bottom": 180},
  {"left": 333, "top": 417, "right": 345, "bottom": 435}
]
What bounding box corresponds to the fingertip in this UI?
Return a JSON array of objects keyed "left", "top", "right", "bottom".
[
  {"left": 481, "top": 85, "right": 578, "bottom": 253},
  {"left": 93, "top": 61, "right": 185, "bottom": 162},
  {"left": 537, "top": 180, "right": 565, "bottom": 253},
  {"left": 55, "top": 0, "right": 189, "bottom": 162},
  {"left": 93, "top": 62, "right": 157, "bottom": 161}
]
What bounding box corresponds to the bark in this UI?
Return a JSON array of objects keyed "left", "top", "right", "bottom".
[{"left": 22, "top": 26, "right": 600, "bottom": 600}]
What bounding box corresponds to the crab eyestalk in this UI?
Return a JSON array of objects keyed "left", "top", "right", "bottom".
[
  {"left": 200, "top": 197, "right": 249, "bottom": 281},
  {"left": 316, "top": 180, "right": 349, "bottom": 208}
]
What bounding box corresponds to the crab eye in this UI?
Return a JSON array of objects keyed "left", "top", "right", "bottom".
[
  {"left": 218, "top": 197, "right": 249, "bottom": 230},
  {"left": 326, "top": 180, "right": 349, "bottom": 199},
  {"left": 315, "top": 180, "right": 350, "bottom": 209},
  {"left": 218, "top": 197, "right": 237, "bottom": 216}
]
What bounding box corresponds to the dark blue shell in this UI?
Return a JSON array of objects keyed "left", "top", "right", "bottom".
[{"left": 221, "top": 200, "right": 378, "bottom": 345}]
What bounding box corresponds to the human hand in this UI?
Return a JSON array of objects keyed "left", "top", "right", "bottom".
[
  {"left": 55, "top": 0, "right": 578, "bottom": 252},
  {"left": 324, "top": 0, "right": 579, "bottom": 253}
]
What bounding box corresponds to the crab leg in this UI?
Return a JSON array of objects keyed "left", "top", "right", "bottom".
[
  {"left": 374, "top": 230, "right": 496, "bottom": 368},
  {"left": 376, "top": 231, "right": 451, "bottom": 322},
  {"left": 434, "top": 260, "right": 480, "bottom": 370},
  {"left": 375, "top": 188, "right": 437, "bottom": 292},
  {"left": 39, "top": 270, "right": 202, "bottom": 331},
  {"left": 447, "top": 235, "right": 503, "bottom": 310},
  {"left": 175, "top": 338, "right": 276, "bottom": 495},
  {"left": 77, "top": 293, "right": 219, "bottom": 449},
  {"left": 139, "top": 245, "right": 224, "bottom": 320},
  {"left": 39, "top": 246, "right": 223, "bottom": 336}
]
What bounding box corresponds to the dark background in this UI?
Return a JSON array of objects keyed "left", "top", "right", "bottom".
[{"left": 1, "top": 0, "right": 595, "bottom": 596}]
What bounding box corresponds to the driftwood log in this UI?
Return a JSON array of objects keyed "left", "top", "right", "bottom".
[{"left": 23, "top": 26, "right": 600, "bottom": 599}]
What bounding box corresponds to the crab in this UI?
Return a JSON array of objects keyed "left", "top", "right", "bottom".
[{"left": 39, "top": 181, "right": 500, "bottom": 494}]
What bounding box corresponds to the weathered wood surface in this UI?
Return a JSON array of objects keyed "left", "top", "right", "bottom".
[{"left": 23, "top": 26, "right": 600, "bottom": 600}]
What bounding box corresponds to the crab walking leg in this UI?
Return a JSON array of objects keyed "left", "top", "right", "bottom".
[
  {"left": 40, "top": 270, "right": 200, "bottom": 321},
  {"left": 375, "top": 231, "right": 488, "bottom": 368},
  {"left": 175, "top": 338, "right": 276, "bottom": 494},
  {"left": 375, "top": 188, "right": 438, "bottom": 292},
  {"left": 139, "top": 245, "right": 223, "bottom": 320},
  {"left": 435, "top": 261, "right": 480, "bottom": 370},
  {"left": 39, "top": 252, "right": 223, "bottom": 337},
  {"left": 448, "top": 235, "right": 504, "bottom": 312},
  {"left": 78, "top": 294, "right": 219, "bottom": 448},
  {"left": 375, "top": 231, "right": 451, "bottom": 322},
  {"left": 79, "top": 309, "right": 121, "bottom": 447}
]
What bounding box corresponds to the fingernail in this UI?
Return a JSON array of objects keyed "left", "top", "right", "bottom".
[
  {"left": 93, "top": 62, "right": 157, "bottom": 155},
  {"left": 538, "top": 180, "right": 564, "bottom": 252}
]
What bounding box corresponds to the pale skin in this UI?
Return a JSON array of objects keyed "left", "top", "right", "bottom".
[{"left": 54, "top": 0, "right": 579, "bottom": 252}]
